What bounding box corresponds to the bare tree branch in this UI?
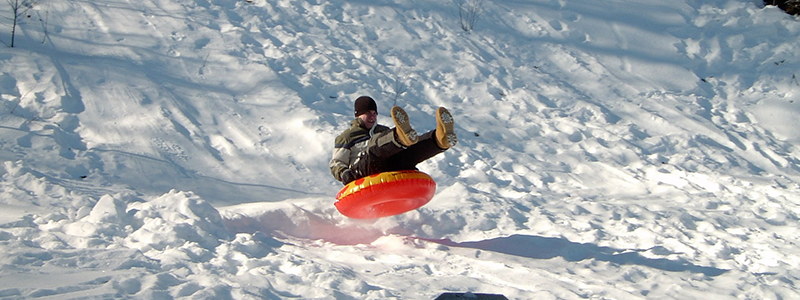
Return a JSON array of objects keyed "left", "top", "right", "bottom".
[{"left": 5, "top": 0, "right": 40, "bottom": 47}]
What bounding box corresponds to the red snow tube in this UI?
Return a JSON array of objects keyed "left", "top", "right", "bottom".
[{"left": 335, "top": 170, "right": 436, "bottom": 219}]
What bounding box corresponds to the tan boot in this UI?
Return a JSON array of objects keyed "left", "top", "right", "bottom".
[
  {"left": 392, "top": 106, "right": 418, "bottom": 147},
  {"left": 435, "top": 107, "right": 457, "bottom": 149}
]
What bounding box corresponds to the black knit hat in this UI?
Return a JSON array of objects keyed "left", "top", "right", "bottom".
[{"left": 354, "top": 96, "right": 377, "bottom": 117}]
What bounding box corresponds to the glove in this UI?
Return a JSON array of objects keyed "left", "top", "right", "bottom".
[{"left": 341, "top": 169, "right": 357, "bottom": 184}]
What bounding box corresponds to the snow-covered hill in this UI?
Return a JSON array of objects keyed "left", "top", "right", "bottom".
[{"left": 1, "top": 0, "right": 799, "bottom": 298}]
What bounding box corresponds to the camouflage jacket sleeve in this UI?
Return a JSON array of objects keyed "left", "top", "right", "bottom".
[
  {"left": 330, "top": 119, "right": 366, "bottom": 182},
  {"left": 329, "top": 146, "right": 351, "bottom": 181}
]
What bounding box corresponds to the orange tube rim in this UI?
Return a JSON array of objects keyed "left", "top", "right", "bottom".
[{"left": 335, "top": 170, "right": 436, "bottom": 219}]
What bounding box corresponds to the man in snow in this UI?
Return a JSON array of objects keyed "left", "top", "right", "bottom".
[{"left": 330, "top": 96, "right": 457, "bottom": 184}]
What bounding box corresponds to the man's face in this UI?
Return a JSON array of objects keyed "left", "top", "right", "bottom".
[{"left": 358, "top": 110, "right": 378, "bottom": 129}]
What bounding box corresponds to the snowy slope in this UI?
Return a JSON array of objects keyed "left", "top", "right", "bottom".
[{"left": 1, "top": 0, "right": 799, "bottom": 298}]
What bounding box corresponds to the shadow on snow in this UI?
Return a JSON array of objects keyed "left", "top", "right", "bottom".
[{"left": 426, "top": 234, "right": 728, "bottom": 276}]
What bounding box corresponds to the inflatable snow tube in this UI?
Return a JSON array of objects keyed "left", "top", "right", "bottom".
[{"left": 335, "top": 170, "right": 436, "bottom": 219}]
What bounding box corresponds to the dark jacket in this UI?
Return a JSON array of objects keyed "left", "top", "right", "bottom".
[{"left": 329, "top": 118, "right": 390, "bottom": 182}]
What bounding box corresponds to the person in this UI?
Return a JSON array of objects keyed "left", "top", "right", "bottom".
[{"left": 330, "top": 96, "right": 457, "bottom": 184}]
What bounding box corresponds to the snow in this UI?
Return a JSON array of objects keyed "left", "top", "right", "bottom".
[{"left": 1, "top": 0, "right": 799, "bottom": 298}]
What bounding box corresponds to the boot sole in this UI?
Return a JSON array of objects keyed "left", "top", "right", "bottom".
[
  {"left": 436, "top": 107, "right": 457, "bottom": 148},
  {"left": 392, "top": 106, "right": 418, "bottom": 147}
]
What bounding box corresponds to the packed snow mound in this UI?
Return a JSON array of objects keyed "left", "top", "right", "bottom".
[{"left": 1, "top": 0, "right": 800, "bottom": 298}]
